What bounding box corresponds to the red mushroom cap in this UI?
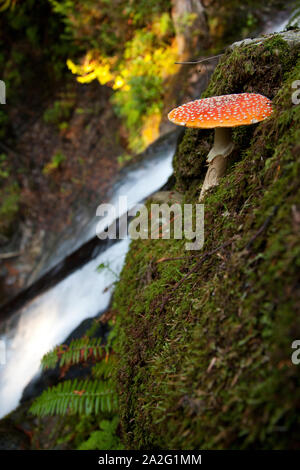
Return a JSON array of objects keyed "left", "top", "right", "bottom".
[{"left": 168, "top": 93, "right": 273, "bottom": 128}]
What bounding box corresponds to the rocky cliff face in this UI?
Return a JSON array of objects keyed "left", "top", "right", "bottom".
[{"left": 113, "top": 30, "right": 300, "bottom": 449}]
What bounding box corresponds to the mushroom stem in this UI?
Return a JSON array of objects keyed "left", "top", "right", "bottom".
[{"left": 199, "top": 127, "right": 234, "bottom": 201}]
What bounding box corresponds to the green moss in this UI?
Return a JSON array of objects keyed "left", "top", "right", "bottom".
[
  {"left": 112, "top": 33, "right": 300, "bottom": 449},
  {"left": 172, "top": 129, "right": 210, "bottom": 192},
  {"left": 0, "top": 182, "right": 20, "bottom": 236}
]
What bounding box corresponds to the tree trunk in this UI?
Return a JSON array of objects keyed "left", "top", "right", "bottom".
[{"left": 171, "top": 0, "right": 209, "bottom": 60}]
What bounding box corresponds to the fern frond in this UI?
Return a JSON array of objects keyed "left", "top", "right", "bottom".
[
  {"left": 29, "top": 379, "right": 117, "bottom": 417},
  {"left": 41, "top": 337, "right": 105, "bottom": 370},
  {"left": 92, "top": 355, "right": 116, "bottom": 379}
]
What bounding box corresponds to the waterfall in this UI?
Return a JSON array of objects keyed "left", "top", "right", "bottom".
[{"left": 0, "top": 133, "right": 176, "bottom": 419}]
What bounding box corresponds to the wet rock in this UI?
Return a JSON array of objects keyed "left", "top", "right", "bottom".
[{"left": 0, "top": 418, "right": 30, "bottom": 450}]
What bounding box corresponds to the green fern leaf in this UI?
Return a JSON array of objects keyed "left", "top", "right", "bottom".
[
  {"left": 29, "top": 379, "right": 118, "bottom": 417},
  {"left": 41, "top": 337, "right": 105, "bottom": 371},
  {"left": 91, "top": 355, "right": 116, "bottom": 379}
]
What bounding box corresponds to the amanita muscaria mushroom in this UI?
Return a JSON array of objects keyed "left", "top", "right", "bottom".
[{"left": 168, "top": 93, "right": 273, "bottom": 200}]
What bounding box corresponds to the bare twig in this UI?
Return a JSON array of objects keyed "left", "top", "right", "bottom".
[
  {"left": 175, "top": 53, "right": 224, "bottom": 65},
  {"left": 245, "top": 205, "right": 278, "bottom": 251},
  {"left": 156, "top": 254, "right": 199, "bottom": 263},
  {"left": 0, "top": 251, "right": 21, "bottom": 259}
]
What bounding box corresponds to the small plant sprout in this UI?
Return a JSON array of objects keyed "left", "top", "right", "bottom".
[{"left": 168, "top": 93, "right": 273, "bottom": 200}]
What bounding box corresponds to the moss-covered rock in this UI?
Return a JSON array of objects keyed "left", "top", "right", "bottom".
[
  {"left": 174, "top": 32, "right": 300, "bottom": 191},
  {"left": 113, "top": 31, "right": 300, "bottom": 449}
]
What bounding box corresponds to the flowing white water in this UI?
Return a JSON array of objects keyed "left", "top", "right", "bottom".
[
  {"left": 262, "top": 9, "right": 295, "bottom": 35},
  {"left": 263, "top": 17, "right": 289, "bottom": 34},
  {"left": 0, "top": 142, "right": 175, "bottom": 419},
  {"left": 42, "top": 143, "right": 175, "bottom": 274},
  {"left": 0, "top": 240, "right": 129, "bottom": 418}
]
